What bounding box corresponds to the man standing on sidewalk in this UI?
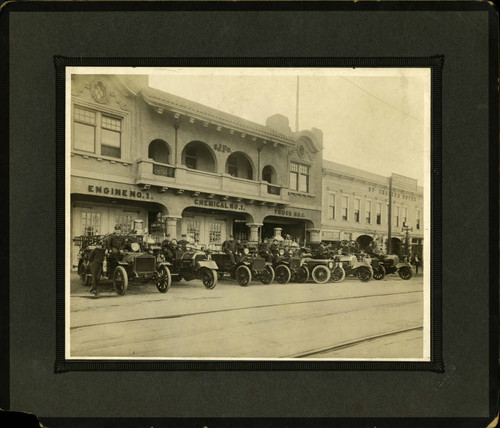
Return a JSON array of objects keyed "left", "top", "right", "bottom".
[{"left": 89, "top": 243, "right": 106, "bottom": 298}]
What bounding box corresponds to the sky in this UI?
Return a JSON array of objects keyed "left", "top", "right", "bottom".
[{"left": 148, "top": 68, "right": 429, "bottom": 185}]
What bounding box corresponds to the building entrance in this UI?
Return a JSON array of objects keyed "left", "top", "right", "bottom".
[{"left": 262, "top": 216, "right": 308, "bottom": 245}]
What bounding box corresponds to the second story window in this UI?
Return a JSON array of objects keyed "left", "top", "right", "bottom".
[
  {"left": 354, "top": 199, "right": 360, "bottom": 222},
  {"left": 376, "top": 202, "right": 382, "bottom": 225},
  {"left": 185, "top": 146, "right": 197, "bottom": 169},
  {"left": 416, "top": 209, "right": 421, "bottom": 230},
  {"left": 402, "top": 207, "right": 408, "bottom": 226},
  {"left": 73, "top": 106, "right": 122, "bottom": 159},
  {"left": 290, "top": 162, "right": 310, "bottom": 193},
  {"left": 328, "top": 194, "right": 335, "bottom": 219},
  {"left": 342, "top": 196, "right": 348, "bottom": 221},
  {"left": 366, "top": 201, "right": 371, "bottom": 224},
  {"left": 395, "top": 206, "right": 400, "bottom": 227}
]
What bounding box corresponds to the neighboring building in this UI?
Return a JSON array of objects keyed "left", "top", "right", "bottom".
[
  {"left": 321, "top": 160, "right": 424, "bottom": 258},
  {"left": 70, "top": 74, "right": 324, "bottom": 267}
]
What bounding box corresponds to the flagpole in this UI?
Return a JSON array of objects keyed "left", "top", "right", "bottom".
[{"left": 295, "top": 75, "right": 299, "bottom": 132}]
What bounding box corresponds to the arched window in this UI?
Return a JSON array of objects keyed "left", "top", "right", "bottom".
[
  {"left": 225, "top": 152, "right": 254, "bottom": 180},
  {"left": 181, "top": 141, "right": 216, "bottom": 173},
  {"left": 262, "top": 165, "right": 276, "bottom": 184},
  {"left": 148, "top": 139, "right": 170, "bottom": 164}
]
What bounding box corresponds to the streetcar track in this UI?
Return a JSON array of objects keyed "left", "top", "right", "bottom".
[
  {"left": 71, "top": 289, "right": 422, "bottom": 330},
  {"left": 288, "top": 326, "right": 424, "bottom": 358}
]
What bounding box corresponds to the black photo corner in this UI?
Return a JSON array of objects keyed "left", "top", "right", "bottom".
[{"left": 1, "top": 1, "right": 498, "bottom": 427}]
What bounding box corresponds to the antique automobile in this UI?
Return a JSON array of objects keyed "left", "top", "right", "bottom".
[
  {"left": 165, "top": 245, "right": 219, "bottom": 289},
  {"left": 79, "top": 234, "right": 173, "bottom": 295},
  {"left": 333, "top": 253, "right": 373, "bottom": 282},
  {"left": 272, "top": 248, "right": 309, "bottom": 284},
  {"left": 362, "top": 254, "right": 387, "bottom": 280},
  {"left": 211, "top": 247, "right": 275, "bottom": 286},
  {"left": 292, "top": 247, "right": 334, "bottom": 284},
  {"left": 377, "top": 254, "right": 413, "bottom": 280}
]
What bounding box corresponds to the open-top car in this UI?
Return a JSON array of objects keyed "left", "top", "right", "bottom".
[
  {"left": 272, "top": 249, "right": 310, "bottom": 284},
  {"left": 160, "top": 245, "right": 219, "bottom": 289},
  {"left": 77, "top": 234, "right": 173, "bottom": 295},
  {"left": 377, "top": 254, "right": 413, "bottom": 280},
  {"left": 333, "top": 253, "right": 373, "bottom": 282},
  {"left": 211, "top": 248, "right": 275, "bottom": 286}
]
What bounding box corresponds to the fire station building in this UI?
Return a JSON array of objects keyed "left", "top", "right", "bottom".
[{"left": 70, "top": 74, "right": 324, "bottom": 266}]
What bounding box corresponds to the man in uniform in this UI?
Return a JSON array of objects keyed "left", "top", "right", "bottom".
[
  {"left": 222, "top": 235, "right": 237, "bottom": 264},
  {"left": 88, "top": 243, "right": 106, "bottom": 298}
]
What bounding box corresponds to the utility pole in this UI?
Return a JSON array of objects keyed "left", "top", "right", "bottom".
[
  {"left": 387, "top": 175, "right": 393, "bottom": 254},
  {"left": 402, "top": 223, "right": 413, "bottom": 259}
]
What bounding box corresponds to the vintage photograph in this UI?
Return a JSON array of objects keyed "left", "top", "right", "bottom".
[{"left": 66, "top": 67, "right": 430, "bottom": 361}]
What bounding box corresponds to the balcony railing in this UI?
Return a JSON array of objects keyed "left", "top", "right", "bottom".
[
  {"left": 267, "top": 184, "right": 281, "bottom": 195},
  {"left": 153, "top": 163, "right": 175, "bottom": 178},
  {"left": 135, "top": 158, "right": 289, "bottom": 203}
]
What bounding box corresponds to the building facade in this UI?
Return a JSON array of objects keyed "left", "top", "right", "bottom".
[
  {"left": 321, "top": 160, "right": 424, "bottom": 258},
  {"left": 70, "top": 74, "right": 324, "bottom": 266}
]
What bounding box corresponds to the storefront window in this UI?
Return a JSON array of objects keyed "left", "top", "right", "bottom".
[
  {"left": 73, "top": 106, "right": 122, "bottom": 159},
  {"left": 115, "top": 214, "right": 134, "bottom": 234},
  {"left": 81, "top": 211, "right": 101, "bottom": 235},
  {"left": 187, "top": 220, "right": 201, "bottom": 243},
  {"left": 328, "top": 194, "right": 335, "bottom": 219},
  {"left": 209, "top": 222, "right": 222, "bottom": 245}
]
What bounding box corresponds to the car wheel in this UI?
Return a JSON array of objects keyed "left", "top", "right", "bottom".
[
  {"left": 373, "top": 265, "right": 386, "bottom": 280},
  {"left": 113, "top": 266, "right": 128, "bottom": 295},
  {"left": 260, "top": 265, "right": 275, "bottom": 284},
  {"left": 295, "top": 265, "right": 309, "bottom": 283},
  {"left": 311, "top": 265, "right": 331, "bottom": 284},
  {"left": 356, "top": 266, "right": 372, "bottom": 282},
  {"left": 235, "top": 265, "right": 252, "bottom": 287},
  {"left": 275, "top": 264, "right": 292, "bottom": 284},
  {"left": 201, "top": 268, "right": 217, "bottom": 289},
  {"left": 156, "top": 266, "right": 172, "bottom": 293},
  {"left": 330, "top": 266, "right": 346, "bottom": 283},
  {"left": 398, "top": 266, "right": 413, "bottom": 280}
]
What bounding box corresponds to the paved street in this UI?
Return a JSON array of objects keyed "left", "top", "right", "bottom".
[{"left": 69, "top": 271, "right": 425, "bottom": 360}]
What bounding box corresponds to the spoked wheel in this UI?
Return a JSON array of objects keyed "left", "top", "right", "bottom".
[
  {"left": 235, "top": 265, "right": 252, "bottom": 286},
  {"left": 311, "top": 265, "right": 331, "bottom": 284},
  {"left": 373, "top": 265, "right": 386, "bottom": 280},
  {"left": 356, "top": 266, "right": 372, "bottom": 282},
  {"left": 330, "top": 266, "right": 346, "bottom": 283},
  {"left": 201, "top": 268, "right": 218, "bottom": 289},
  {"left": 113, "top": 266, "right": 129, "bottom": 295},
  {"left": 275, "top": 264, "right": 292, "bottom": 284},
  {"left": 260, "top": 265, "right": 275, "bottom": 285},
  {"left": 156, "top": 266, "right": 172, "bottom": 293},
  {"left": 398, "top": 266, "right": 413, "bottom": 280},
  {"left": 295, "top": 265, "right": 309, "bottom": 283}
]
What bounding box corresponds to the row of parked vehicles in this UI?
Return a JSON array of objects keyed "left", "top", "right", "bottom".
[{"left": 75, "top": 235, "right": 414, "bottom": 296}]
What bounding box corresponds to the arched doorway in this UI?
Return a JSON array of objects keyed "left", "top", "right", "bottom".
[
  {"left": 148, "top": 139, "right": 170, "bottom": 164},
  {"left": 262, "top": 165, "right": 276, "bottom": 184},
  {"left": 356, "top": 235, "right": 374, "bottom": 251},
  {"left": 225, "top": 152, "right": 254, "bottom": 180},
  {"left": 390, "top": 237, "right": 404, "bottom": 257},
  {"left": 182, "top": 141, "right": 217, "bottom": 173}
]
